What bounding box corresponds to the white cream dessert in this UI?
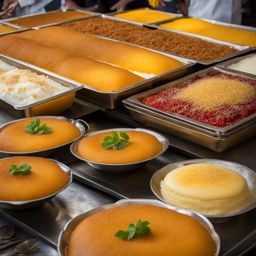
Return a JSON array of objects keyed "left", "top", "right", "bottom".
[
  {"left": 227, "top": 54, "right": 256, "bottom": 75},
  {"left": 0, "top": 60, "right": 15, "bottom": 74},
  {"left": 0, "top": 69, "right": 69, "bottom": 106}
]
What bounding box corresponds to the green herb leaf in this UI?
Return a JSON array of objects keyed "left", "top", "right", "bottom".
[
  {"left": 115, "top": 220, "right": 151, "bottom": 240},
  {"left": 101, "top": 131, "right": 130, "bottom": 150},
  {"left": 25, "top": 119, "right": 53, "bottom": 135},
  {"left": 9, "top": 164, "right": 32, "bottom": 175}
]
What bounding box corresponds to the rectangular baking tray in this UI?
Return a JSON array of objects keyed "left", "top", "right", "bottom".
[
  {"left": 2, "top": 9, "right": 99, "bottom": 29},
  {"left": 123, "top": 67, "right": 256, "bottom": 152},
  {"left": 0, "top": 54, "right": 83, "bottom": 118},
  {"left": 57, "top": 14, "right": 251, "bottom": 66},
  {"left": 106, "top": 7, "right": 182, "bottom": 26},
  {"left": 216, "top": 53, "right": 256, "bottom": 79},
  {"left": 0, "top": 21, "right": 29, "bottom": 35}
]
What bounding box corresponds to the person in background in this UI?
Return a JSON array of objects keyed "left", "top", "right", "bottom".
[
  {"left": 148, "top": 0, "right": 242, "bottom": 24},
  {"left": 149, "top": 0, "right": 177, "bottom": 13}
]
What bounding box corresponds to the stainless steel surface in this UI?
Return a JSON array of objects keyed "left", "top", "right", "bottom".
[
  {"left": 216, "top": 53, "right": 256, "bottom": 78},
  {"left": 0, "top": 55, "right": 83, "bottom": 117},
  {"left": 151, "top": 159, "right": 256, "bottom": 220},
  {"left": 0, "top": 116, "right": 88, "bottom": 157},
  {"left": 123, "top": 67, "right": 256, "bottom": 152},
  {"left": 106, "top": 7, "right": 182, "bottom": 25},
  {"left": 58, "top": 199, "right": 220, "bottom": 256},
  {"left": 70, "top": 128, "right": 169, "bottom": 171},
  {"left": 0, "top": 159, "right": 72, "bottom": 210}
]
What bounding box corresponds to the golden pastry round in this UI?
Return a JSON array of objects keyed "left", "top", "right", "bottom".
[
  {"left": 76, "top": 131, "right": 162, "bottom": 164},
  {"left": 0, "top": 117, "right": 81, "bottom": 152},
  {"left": 0, "top": 156, "right": 69, "bottom": 201},
  {"left": 68, "top": 204, "right": 216, "bottom": 256},
  {"left": 161, "top": 163, "right": 252, "bottom": 215}
]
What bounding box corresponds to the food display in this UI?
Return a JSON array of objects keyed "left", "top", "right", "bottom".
[
  {"left": 7, "top": 10, "right": 92, "bottom": 28},
  {"left": 160, "top": 163, "right": 252, "bottom": 216},
  {"left": 61, "top": 18, "right": 238, "bottom": 62},
  {"left": 0, "top": 24, "right": 16, "bottom": 34},
  {"left": 0, "top": 117, "right": 81, "bottom": 153},
  {"left": 160, "top": 18, "right": 256, "bottom": 47},
  {"left": 0, "top": 59, "right": 15, "bottom": 74},
  {"left": 65, "top": 203, "right": 217, "bottom": 256},
  {"left": 0, "top": 69, "right": 69, "bottom": 106},
  {"left": 226, "top": 54, "right": 256, "bottom": 75},
  {"left": 75, "top": 130, "right": 163, "bottom": 164},
  {"left": 113, "top": 9, "right": 176, "bottom": 24},
  {"left": 0, "top": 156, "right": 69, "bottom": 201},
  {"left": 142, "top": 71, "right": 256, "bottom": 127},
  {"left": 19, "top": 27, "right": 184, "bottom": 77}
]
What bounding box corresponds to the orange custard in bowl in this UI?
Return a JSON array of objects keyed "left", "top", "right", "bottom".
[
  {"left": 76, "top": 130, "right": 162, "bottom": 164},
  {"left": 0, "top": 117, "right": 81, "bottom": 152},
  {"left": 0, "top": 156, "right": 69, "bottom": 201}
]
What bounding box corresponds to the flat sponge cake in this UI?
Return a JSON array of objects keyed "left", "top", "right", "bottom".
[
  {"left": 68, "top": 204, "right": 217, "bottom": 256},
  {"left": 161, "top": 163, "right": 251, "bottom": 215}
]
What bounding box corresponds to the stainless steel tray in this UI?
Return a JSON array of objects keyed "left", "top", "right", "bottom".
[
  {"left": 58, "top": 14, "right": 251, "bottom": 66},
  {"left": 123, "top": 67, "right": 256, "bottom": 152},
  {"left": 0, "top": 54, "right": 83, "bottom": 118},
  {"left": 106, "top": 7, "right": 182, "bottom": 26},
  {"left": 0, "top": 21, "right": 27, "bottom": 35},
  {"left": 2, "top": 9, "right": 99, "bottom": 29},
  {"left": 216, "top": 53, "right": 256, "bottom": 78},
  {"left": 59, "top": 199, "right": 220, "bottom": 256}
]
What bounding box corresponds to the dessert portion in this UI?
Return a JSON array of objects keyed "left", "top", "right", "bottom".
[
  {"left": 114, "top": 9, "right": 175, "bottom": 24},
  {"left": 76, "top": 130, "right": 162, "bottom": 164},
  {"left": 0, "top": 60, "right": 15, "bottom": 74},
  {"left": 161, "top": 163, "right": 252, "bottom": 215},
  {"left": 0, "top": 156, "right": 69, "bottom": 201},
  {"left": 61, "top": 17, "right": 238, "bottom": 62},
  {"left": 227, "top": 54, "right": 256, "bottom": 75},
  {"left": 0, "top": 35, "right": 143, "bottom": 92},
  {"left": 0, "top": 69, "right": 69, "bottom": 106},
  {"left": 0, "top": 117, "right": 81, "bottom": 152},
  {"left": 67, "top": 204, "right": 217, "bottom": 256},
  {"left": 161, "top": 18, "right": 256, "bottom": 47},
  {"left": 0, "top": 24, "right": 16, "bottom": 34},
  {"left": 8, "top": 10, "right": 91, "bottom": 27},
  {"left": 142, "top": 71, "right": 256, "bottom": 127},
  {"left": 20, "top": 27, "right": 184, "bottom": 76}
]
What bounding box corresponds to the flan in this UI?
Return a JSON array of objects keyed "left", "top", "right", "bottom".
[
  {"left": 114, "top": 9, "right": 175, "bottom": 24},
  {"left": 76, "top": 130, "right": 162, "bottom": 164},
  {"left": 0, "top": 156, "right": 69, "bottom": 201},
  {"left": 0, "top": 117, "right": 81, "bottom": 152},
  {"left": 161, "top": 163, "right": 252, "bottom": 215},
  {"left": 68, "top": 204, "right": 217, "bottom": 256},
  {"left": 8, "top": 10, "right": 91, "bottom": 27}
]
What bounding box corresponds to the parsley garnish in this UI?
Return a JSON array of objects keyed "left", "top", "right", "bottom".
[
  {"left": 9, "top": 164, "right": 32, "bottom": 175},
  {"left": 101, "top": 131, "right": 129, "bottom": 150},
  {"left": 25, "top": 119, "right": 53, "bottom": 135},
  {"left": 115, "top": 220, "right": 151, "bottom": 240}
]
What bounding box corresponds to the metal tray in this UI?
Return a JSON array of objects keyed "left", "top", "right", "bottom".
[
  {"left": 106, "top": 7, "right": 182, "bottom": 26},
  {"left": 2, "top": 9, "right": 99, "bottom": 29},
  {"left": 0, "top": 21, "right": 27, "bottom": 36},
  {"left": 123, "top": 67, "right": 256, "bottom": 152},
  {"left": 0, "top": 116, "right": 89, "bottom": 158},
  {"left": 216, "top": 53, "right": 256, "bottom": 78},
  {"left": 151, "top": 159, "right": 256, "bottom": 221},
  {"left": 58, "top": 199, "right": 220, "bottom": 256},
  {"left": 0, "top": 54, "right": 84, "bottom": 118},
  {"left": 0, "top": 159, "right": 72, "bottom": 210},
  {"left": 58, "top": 14, "right": 250, "bottom": 66}
]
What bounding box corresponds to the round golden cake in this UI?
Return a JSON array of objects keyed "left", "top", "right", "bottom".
[
  {"left": 0, "top": 156, "right": 69, "bottom": 201},
  {"left": 0, "top": 117, "right": 81, "bottom": 152},
  {"left": 76, "top": 130, "right": 162, "bottom": 164},
  {"left": 67, "top": 204, "right": 216, "bottom": 256},
  {"left": 161, "top": 163, "right": 252, "bottom": 215}
]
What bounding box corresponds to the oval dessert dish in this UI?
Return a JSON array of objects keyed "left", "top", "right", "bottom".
[
  {"left": 71, "top": 128, "right": 169, "bottom": 171},
  {"left": 0, "top": 156, "right": 72, "bottom": 209},
  {"left": 151, "top": 159, "right": 256, "bottom": 219},
  {"left": 0, "top": 116, "right": 87, "bottom": 155},
  {"left": 58, "top": 199, "right": 220, "bottom": 256}
]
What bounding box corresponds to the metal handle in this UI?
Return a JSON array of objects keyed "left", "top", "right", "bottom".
[{"left": 76, "top": 119, "right": 90, "bottom": 133}]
